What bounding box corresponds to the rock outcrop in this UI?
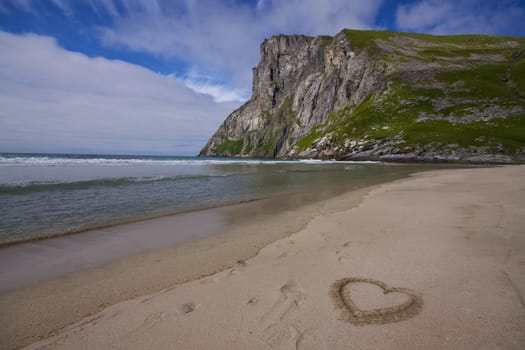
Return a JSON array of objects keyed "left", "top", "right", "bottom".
[{"left": 200, "top": 29, "right": 525, "bottom": 163}]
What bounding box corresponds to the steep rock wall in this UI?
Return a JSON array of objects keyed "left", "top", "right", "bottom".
[
  {"left": 200, "top": 31, "right": 389, "bottom": 158},
  {"left": 200, "top": 30, "right": 525, "bottom": 163}
]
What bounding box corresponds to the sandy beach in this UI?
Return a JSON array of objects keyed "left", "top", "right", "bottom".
[{"left": 2, "top": 165, "right": 525, "bottom": 349}]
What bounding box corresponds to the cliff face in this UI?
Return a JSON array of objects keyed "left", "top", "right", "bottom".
[{"left": 200, "top": 29, "right": 525, "bottom": 163}]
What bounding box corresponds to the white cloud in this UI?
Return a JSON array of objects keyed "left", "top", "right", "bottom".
[
  {"left": 396, "top": 0, "right": 525, "bottom": 35},
  {"left": 3, "top": 0, "right": 522, "bottom": 156},
  {"left": 93, "top": 0, "right": 384, "bottom": 87},
  {"left": 0, "top": 31, "right": 239, "bottom": 155},
  {"left": 173, "top": 76, "right": 249, "bottom": 104},
  {"left": 256, "top": 0, "right": 269, "bottom": 13},
  {"left": 1, "top": 0, "right": 384, "bottom": 99},
  {"left": 50, "top": 0, "right": 72, "bottom": 16},
  {"left": 396, "top": 0, "right": 453, "bottom": 31},
  {"left": 87, "top": 0, "right": 119, "bottom": 18},
  {"left": 0, "top": 1, "right": 386, "bottom": 155},
  {"left": 170, "top": 66, "right": 249, "bottom": 103}
]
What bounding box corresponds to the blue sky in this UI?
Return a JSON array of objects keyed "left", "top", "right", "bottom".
[{"left": 1, "top": 0, "right": 524, "bottom": 155}]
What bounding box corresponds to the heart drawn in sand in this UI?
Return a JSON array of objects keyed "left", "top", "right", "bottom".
[{"left": 330, "top": 277, "right": 423, "bottom": 325}]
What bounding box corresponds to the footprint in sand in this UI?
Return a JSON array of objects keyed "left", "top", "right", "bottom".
[
  {"left": 280, "top": 280, "right": 306, "bottom": 307},
  {"left": 334, "top": 242, "right": 354, "bottom": 264},
  {"left": 335, "top": 250, "right": 350, "bottom": 265},
  {"left": 296, "top": 329, "right": 328, "bottom": 350},
  {"left": 177, "top": 302, "right": 198, "bottom": 314},
  {"left": 262, "top": 323, "right": 299, "bottom": 350},
  {"left": 257, "top": 281, "right": 330, "bottom": 350},
  {"left": 259, "top": 280, "right": 306, "bottom": 348},
  {"left": 260, "top": 280, "right": 305, "bottom": 326},
  {"left": 329, "top": 277, "right": 423, "bottom": 325}
]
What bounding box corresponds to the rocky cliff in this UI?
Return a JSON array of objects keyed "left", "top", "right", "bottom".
[{"left": 199, "top": 29, "right": 525, "bottom": 163}]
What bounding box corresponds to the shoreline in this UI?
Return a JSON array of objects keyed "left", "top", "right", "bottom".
[
  {"left": 0, "top": 159, "right": 439, "bottom": 249},
  {"left": 1, "top": 162, "right": 445, "bottom": 294},
  {"left": 3, "top": 165, "right": 524, "bottom": 349},
  {"left": 0, "top": 181, "right": 387, "bottom": 294},
  {"left": 0, "top": 179, "right": 376, "bottom": 349}
]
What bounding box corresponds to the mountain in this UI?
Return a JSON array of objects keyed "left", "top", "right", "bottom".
[{"left": 199, "top": 29, "right": 525, "bottom": 163}]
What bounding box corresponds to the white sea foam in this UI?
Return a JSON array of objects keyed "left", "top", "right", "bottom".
[{"left": 0, "top": 155, "right": 381, "bottom": 167}]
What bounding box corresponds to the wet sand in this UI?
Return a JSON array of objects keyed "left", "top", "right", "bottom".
[{"left": 2, "top": 165, "right": 525, "bottom": 349}]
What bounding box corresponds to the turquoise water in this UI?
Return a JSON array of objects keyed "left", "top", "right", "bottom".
[{"left": 0, "top": 153, "right": 462, "bottom": 245}]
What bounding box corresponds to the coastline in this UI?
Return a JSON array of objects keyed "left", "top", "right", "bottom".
[
  {"left": 0, "top": 155, "right": 439, "bottom": 248},
  {"left": 0, "top": 180, "right": 374, "bottom": 350},
  {"left": 2, "top": 165, "right": 524, "bottom": 349},
  {"left": 2, "top": 162, "right": 445, "bottom": 294}
]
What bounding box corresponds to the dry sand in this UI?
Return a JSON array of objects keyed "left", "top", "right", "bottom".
[{"left": 4, "top": 165, "right": 525, "bottom": 349}]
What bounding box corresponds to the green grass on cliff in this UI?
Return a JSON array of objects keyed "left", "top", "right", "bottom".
[
  {"left": 342, "top": 29, "right": 394, "bottom": 50},
  {"left": 215, "top": 139, "right": 244, "bottom": 155},
  {"left": 401, "top": 32, "right": 525, "bottom": 46},
  {"left": 320, "top": 35, "right": 334, "bottom": 46},
  {"left": 514, "top": 60, "right": 525, "bottom": 91},
  {"left": 295, "top": 57, "right": 525, "bottom": 155},
  {"left": 343, "top": 29, "right": 525, "bottom": 50},
  {"left": 437, "top": 63, "right": 522, "bottom": 99},
  {"left": 343, "top": 29, "right": 525, "bottom": 68},
  {"left": 296, "top": 29, "right": 525, "bottom": 155},
  {"left": 296, "top": 30, "right": 525, "bottom": 156}
]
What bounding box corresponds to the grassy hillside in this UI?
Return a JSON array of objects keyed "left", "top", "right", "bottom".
[{"left": 295, "top": 30, "right": 525, "bottom": 161}]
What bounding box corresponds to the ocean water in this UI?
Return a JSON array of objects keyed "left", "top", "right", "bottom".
[{"left": 0, "top": 153, "right": 459, "bottom": 246}]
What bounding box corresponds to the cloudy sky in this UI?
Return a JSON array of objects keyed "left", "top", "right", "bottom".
[{"left": 1, "top": 0, "right": 524, "bottom": 155}]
